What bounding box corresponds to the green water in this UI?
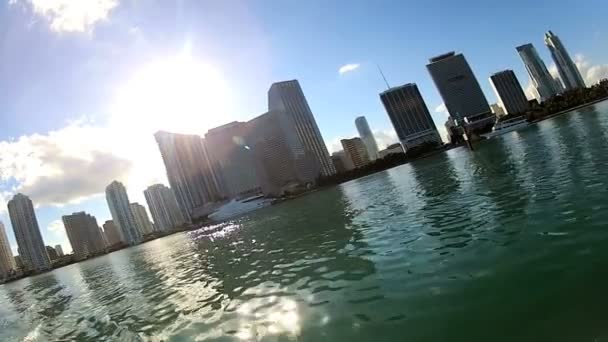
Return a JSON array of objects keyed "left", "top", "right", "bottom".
[{"left": 3, "top": 101, "right": 608, "bottom": 341}]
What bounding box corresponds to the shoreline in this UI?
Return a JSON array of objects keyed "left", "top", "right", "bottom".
[{"left": 531, "top": 97, "right": 608, "bottom": 123}]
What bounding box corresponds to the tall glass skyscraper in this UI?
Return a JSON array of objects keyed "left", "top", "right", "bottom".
[
  {"left": 7, "top": 194, "right": 51, "bottom": 272},
  {"left": 426, "top": 52, "right": 492, "bottom": 124},
  {"left": 544, "top": 31, "right": 586, "bottom": 91},
  {"left": 105, "top": 181, "right": 141, "bottom": 245},
  {"left": 355, "top": 116, "right": 379, "bottom": 161},
  {"left": 268, "top": 80, "right": 336, "bottom": 177},
  {"left": 516, "top": 43, "right": 559, "bottom": 102},
  {"left": 489, "top": 70, "right": 529, "bottom": 115},
  {"left": 155, "top": 131, "right": 222, "bottom": 220},
  {"left": 380, "top": 83, "right": 442, "bottom": 150}
]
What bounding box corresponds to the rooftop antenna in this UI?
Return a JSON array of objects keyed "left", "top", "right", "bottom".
[{"left": 377, "top": 64, "right": 390, "bottom": 90}]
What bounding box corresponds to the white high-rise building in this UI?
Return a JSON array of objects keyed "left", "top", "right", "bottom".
[
  {"left": 54, "top": 244, "right": 64, "bottom": 257},
  {"left": 268, "top": 80, "right": 336, "bottom": 178},
  {"left": 355, "top": 116, "right": 380, "bottom": 161},
  {"left": 341, "top": 138, "right": 371, "bottom": 169},
  {"left": 130, "top": 203, "right": 155, "bottom": 236},
  {"left": 155, "top": 131, "right": 222, "bottom": 220},
  {"left": 545, "top": 31, "right": 586, "bottom": 91},
  {"left": 62, "top": 212, "right": 106, "bottom": 260},
  {"left": 105, "top": 181, "right": 141, "bottom": 245},
  {"left": 517, "top": 43, "right": 559, "bottom": 102},
  {"left": 7, "top": 194, "right": 51, "bottom": 272},
  {"left": 0, "top": 221, "right": 16, "bottom": 277},
  {"left": 144, "top": 184, "right": 186, "bottom": 232},
  {"left": 102, "top": 220, "right": 123, "bottom": 247}
]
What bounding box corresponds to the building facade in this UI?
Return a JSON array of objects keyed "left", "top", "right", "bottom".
[
  {"left": 380, "top": 83, "right": 442, "bottom": 151},
  {"left": 489, "top": 70, "right": 530, "bottom": 115},
  {"left": 54, "top": 244, "right": 64, "bottom": 257},
  {"left": 62, "top": 212, "right": 106, "bottom": 260},
  {"left": 544, "top": 31, "right": 586, "bottom": 91},
  {"left": 331, "top": 151, "right": 350, "bottom": 173},
  {"left": 268, "top": 80, "right": 336, "bottom": 178},
  {"left": 205, "top": 121, "right": 262, "bottom": 199},
  {"left": 341, "top": 138, "right": 371, "bottom": 169},
  {"left": 105, "top": 181, "right": 141, "bottom": 245},
  {"left": 102, "top": 220, "right": 123, "bottom": 247},
  {"left": 7, "top": 194, "right": 51, "bottom": 272},
  {"left": 130, "top": 203, "right": 155, "bottom": 236},
  {"left": 427, "top": 52, "right": 493, "bottom": 128},
  {"left": 155, "top": 131, "right": 222, "bottom": 220},
  {"left": 144, "top": 184, "right": 186, "bottom": 232},
  {"left": 0, "top": 221, "right": 16, "bottom": 277},
  {"left": 355, "top": 116, "right": 380, "bottom": 161},
  {"left": 517, "top": 43, "right": 559, "bottom": 102}
]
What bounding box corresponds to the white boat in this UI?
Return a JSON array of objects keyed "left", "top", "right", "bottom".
[
  {"left": 482, "top": 116, "right": 529, "bottom": 139},
  {"left": 208, "top": 195, "right": 273, "bottom": 222}
]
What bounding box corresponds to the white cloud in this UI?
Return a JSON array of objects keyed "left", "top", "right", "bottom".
[
  {"left": 46, "top": 219, "right": 72, "bottom": 254},
  {"left": 338, "top": 63, "right": 361, "bottom": 75},
  {"left": 11, "top": 0, "right": 119, "bottom": 33},
  {"left": 48, "top": 219, "right": 64, "bottom": 234},
  {"left": 373, "top": 129, "right": 399, "bottom": 150},
  {"left": 574, "top": 54, "right": 608, "bottom": 86},
  {"left": 434, "top": 103, "right": 448, "bottom": 116}
]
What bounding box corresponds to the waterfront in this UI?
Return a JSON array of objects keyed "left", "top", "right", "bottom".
[{"left": 2, "top": 100, "right": 608, "bottom": 341}]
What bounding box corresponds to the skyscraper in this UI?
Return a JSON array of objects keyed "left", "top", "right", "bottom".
[
  {"left": 355, "top": 116, "right": 380, "bottom": 161},
  {"left": 144, "top": 184, "right": 186, "bottom": 232},
  {"left": 155, "top": 131, "right": 222, "bottom": 220},
  {"left": 205, "top": 121, "right": 262, "bottom": 198},
  {"left": 427, "top": 52, "right": 493, "bottom": 130},
  {"left": 489, "top": 70, "right": 530, "bottom": 115},
  {"left": 341, "top": 138, "right": 371, "bottom": 169},
  {"left": 62, "top": 212, "right": 106, "bottom": 260},
  {"left": 379, "top": 83, "right": 442, "bottom": 150},
  {"left": 544, "top": 31, "right": 586, "bottom": 91},
  {"left": 54, "top": 244, "right": 64, "bottom": 257},
  {"left": 7, "top": 194, "right": 51, "bottom": 272},
  {"left": 247, "top": 111, "right": 310, "bottom": 195},
  {"left": 0, "top": 221, "right": 16, "bottom": 277},
  {"left": 130, "top": 203, "right": 155, "bottom": 236},
  {"left": 517, "top": 43, "right": 559, "bottom": 102},
  {"left": 102, "top": 220, "right": 123, "bottom": 247},
  {"left": 268, "top": 80, "right": 336, "bottom": 177},
  {"left": 105, "top": 181, "right": 141, "bottom": 245}
]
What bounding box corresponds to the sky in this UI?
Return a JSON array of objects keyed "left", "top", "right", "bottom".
[{"left": 0, "top": 0, "right": 607, "bottom": 254}]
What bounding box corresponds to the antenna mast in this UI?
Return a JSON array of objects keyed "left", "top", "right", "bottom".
[{"left": 377, "top": 64, "right": 390, "bottom": 90}]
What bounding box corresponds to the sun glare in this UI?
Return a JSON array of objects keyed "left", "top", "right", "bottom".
[{"left": 111, "top": 55, "right": 231, "bottom": 135}]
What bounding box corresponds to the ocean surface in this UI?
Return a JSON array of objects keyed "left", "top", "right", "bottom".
[{"left": 2, "top": 100, "right": 608, "bottom": 341}]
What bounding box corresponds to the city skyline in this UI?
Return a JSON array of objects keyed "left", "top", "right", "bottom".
[{"left": 0, "top": 0, "right": 607, "bottom": 254}]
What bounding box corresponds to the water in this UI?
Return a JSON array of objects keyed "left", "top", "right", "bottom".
[{"left": 3, "top": 101, "right": 608, "bottom": 341}]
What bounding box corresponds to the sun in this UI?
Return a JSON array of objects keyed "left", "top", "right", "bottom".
[{"left": 110, "top": 54, "right": 231, "bottom": 135}]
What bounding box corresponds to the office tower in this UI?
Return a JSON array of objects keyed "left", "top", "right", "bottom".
[
  {"left": 155, "top": 131, "right": 222, "bottom": 220},
  {"left": 102, "top": 220, "right": 123, "bottom": 247},
  {"left": 355, "top": 116, "right": 380, "bottom": 161},
  {"left": 130, "top": 203, "right": 155, "bottom": 236},
  {"left": 379, "top": 83, "right": 442, "bottom": 150},
  {"left": 490, "top": 103, "right": 506, "bottom": 116},
  {"left": 45, "top": 246, "right": 59, "bottom": 261},
  {"left": 268, "top": 80, "right": 336, "bottom": 177},
  {"left": 331, "top": 151, "right": 350, "bottom": 173},
  {"left": 144, "top": 184, "right": 185, "bottom": 232},
  {"left": 517, "top": 43, "right": 559, "bottom": 102},
  {"left": 7, "top": 194, "right": 51, "bottom": 272},
  {"left": 247, "top": 111, "right": 309, "bottom": 195},
  {"left": 545, "top": 31, "right": 586, "bottom": 90},
  {"left": 62, "top": 211, "right": 106, "bottom": 260},
  {"left": 0, "top": 221, "right": 16, "bottom": 277},
  {"left": 427, "top": 52, "right": 493, "bottom": 129},
  {"left": 553, "top": 76, "right": 565, "bottom": 93},
  {"left": 105, "top": 181, "right": 141, "bottom": 245},
  {"left": 54, "top": 244, "right": 64, "bottom": 257},
  {"left": 489, "top": 70, "right": 530, "bottom": 115},
  {"left": 205, "top": 122, "right": 262, "bottom": 198},
  {"left": 341, "top": 138, "right": 371, "bottom": 169}
]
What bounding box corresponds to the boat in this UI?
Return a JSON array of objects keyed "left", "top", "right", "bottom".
[
  {"left": 208, "top": 195, "right": 273, "bottom": 222},
  {"left": 482, "top": 116, "right": 529, "bottom": 139}
]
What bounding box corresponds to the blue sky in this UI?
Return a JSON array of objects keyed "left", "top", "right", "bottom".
[{"left": 0, "top": 0, "right": 607, "bottom": 254}]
